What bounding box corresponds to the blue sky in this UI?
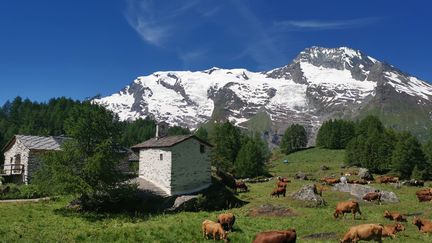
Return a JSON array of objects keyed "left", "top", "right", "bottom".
[{"left": 0, "top": 0, "right": 431, "bottom": 105}]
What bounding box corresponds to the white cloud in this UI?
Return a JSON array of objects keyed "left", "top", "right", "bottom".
[
  {"left": 274, "top": 17, "right": 381, "bottom": 31},
  {"left": 124, "top": 0, "right": 199, "bottom": 46}
]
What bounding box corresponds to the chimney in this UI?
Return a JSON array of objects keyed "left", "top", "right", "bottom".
[
  {"left": 155, "top": 124, "right": 160, "bottom": 140},
  {"left": 155, "top": 121, "right": 169, "bottom": 140}
]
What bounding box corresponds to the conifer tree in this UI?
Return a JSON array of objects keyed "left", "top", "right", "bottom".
[{"left": 280, "top": 124, "right": 307, "bottom": 154}]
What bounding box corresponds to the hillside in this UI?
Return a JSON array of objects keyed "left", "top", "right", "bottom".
[{"left": 1, "top": 148, "right": 432, "bottom": 242}]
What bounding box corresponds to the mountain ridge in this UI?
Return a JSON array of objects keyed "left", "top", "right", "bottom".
[{"left": 94, "top": 46, "right": 432, "bottom": 144}]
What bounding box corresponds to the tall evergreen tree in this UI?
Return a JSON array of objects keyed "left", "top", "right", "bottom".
[
  {"left": 280, "top": 124, "right": 307, "bottom": 154},
  {"left": 210, "top": 121, "right": 242, "bottom": 173},
  {"left": 195, "top": 127, "right": 209, "bottom": 142},
  {"left": 391, "top": 133, "right": 425, "bottom": 179},
  {"left": 167, "top": 126, "right": 191, "bottom": 136},
  {"left": 33, "top": 103, "right": 133, "bottom": 205},
  {"left": 316, "top": 119, "right": 355, "bottom": 149}
]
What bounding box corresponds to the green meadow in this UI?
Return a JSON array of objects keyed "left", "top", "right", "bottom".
[{"left": 1, "top": 148, "right": 432, "bottom": 242}]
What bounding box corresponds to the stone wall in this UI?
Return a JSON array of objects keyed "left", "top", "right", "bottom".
[
  {"left": 170, "top": 138, "right": 211, "bottom": 195},
  {"left": 3, "top": 139, "right": 30, "bottom": 184},
  {"left": 139, "top": 148, "right": 172, "bottom": 195}
]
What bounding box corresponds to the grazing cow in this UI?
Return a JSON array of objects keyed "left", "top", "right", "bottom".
[
  {"left": 340, "top": 224, "right": 384, "bottom": 243},
  {"left": 412, "top": 217, "right": 432, "bottom": 233},
  {"left": 383, "top": 210, "right": 407, "bottom": 222},
  {"left": 278, "top": 177, "right": 291, "bottom": 183},
  {"left": 235, "top": 181, "right": 248, "bottom": 192},
  {"left": 382, "top": 223, "right": 405, "bottom": 238},
  {"left": 253, "top": 229, "right": 296, "bottom": 243},
  {"left": 416, "top": 189, "right": 432, "bottom": 202},
  {"left": 217, "top": 213, "right": 235, "bottom": 232},
  {"left": 416, "top": 188, "right": 432, "bottom": 196},
  {"left": 362, "top": 192, "right": 381, "bottom": 204},
  {"left": 202, "top": 220, "right": 228, "bottom": 241},
  {"left": 276, "top": 181, "right": 288, "bottom": 188},
  {"left": 348, "top": 179, "right": 368, "bottom": 185},
  {"left": 418, "top": 194, "right": 432, "bottom": 202},
  {"left": 321, "top": 177, "right": 341, "bottom": 185},
  {"left": 376, "top": 176, "right": 399, "bottom": 184},
  {"left": 314, "top": 184, "right": 327, "bottom": 196},
  {"left": 271, "top": 187, "right": 286, "bottom": 197},
  {"left": 334, "top": 200, "right": 362, "bottom": 220}
]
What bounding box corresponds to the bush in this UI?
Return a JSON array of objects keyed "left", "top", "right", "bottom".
[{"left": 0, "top": 184, "right": 46, "bottom": 200}]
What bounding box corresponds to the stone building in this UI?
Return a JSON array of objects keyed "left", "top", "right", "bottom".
[
  {"left": 1, "top": 135, "right": 70, "bottom": 184},
  {"left": 131, "top": 132, "right": 212, "bottom": 196}
]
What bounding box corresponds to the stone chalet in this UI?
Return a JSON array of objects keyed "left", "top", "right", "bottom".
[
  {"left": 1, "top": 135, "right": 70, "bottom": 184},
  {"left": 131, "top": 134, "right": 213, "bottom": 196}
]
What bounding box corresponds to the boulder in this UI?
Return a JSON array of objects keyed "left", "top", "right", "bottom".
[
  {"left": 166, "top": 195, "right": 199, "bottom": 212},
  {"left": 358, "top": 168, "right": 374, "bottom": 181},
  {"left": 332, "top": 183, "right": 399, "bottom": 203},
  {"left": 292, "top": 184, "right": 326, "bottom": 207},
  {"left": 294, "top": 171, "right": 308, "bottom": 180}
]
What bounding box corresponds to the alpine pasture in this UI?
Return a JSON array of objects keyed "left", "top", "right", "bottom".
[{"left": 1, "top": 148, "right": 432, "bottom": 242}]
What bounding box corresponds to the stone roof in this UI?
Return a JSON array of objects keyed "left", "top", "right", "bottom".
[
  {"left": 131, "top": 134, "right": 212, "bottom": 151},
  {"left": 3, "top": 135, "right": 71, "bottom": 152}
]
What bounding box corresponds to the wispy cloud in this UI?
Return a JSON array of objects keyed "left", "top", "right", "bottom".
[
  {"left": 124, "top": 0, "right": 199, "bottom": 46},
  {"left": 178, "top": 49, "right": 207, "bottom": 64},
  {"left": 274, "top": 17, "right": 381, "bottom": 31}
]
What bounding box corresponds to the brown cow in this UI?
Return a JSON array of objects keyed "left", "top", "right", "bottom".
[
  {"left": 235, "top": 181, "right": 248, "bottom": 192},
  {"left": 314, "top": 184, "right": 327, "bottom": 196},
  {"left": 418, "top": 194, "right": 432, "bottom": 202},
  {"left": 348, "top": 179, "right": 368, "bottom": 185},
  {"left": 383, "top": 210, "right": 407, "bottom": 222},
  {"left": 340, "top": 224, "right": 383, "bottom": 243},
  {"left": 276, "top": 181, "right": 288, "bottom": 188},
  {"left": 217, "top": 213, "right": 235, "bottom": 232},
  {"left": 202, "top": 220, "right": 228, "bottom": 241},
  {"left": 412, "top": 217, "right": 432, "bottom": 233},
  {"left": 382, "top": 223, "right": 405, "bottom": 238},
  {"left": 416, "top": 188, "right": 432, "bottom": 202},
  {"left": 416, "top": 188, "right": 432, "bottom": 195},
  {"left": 362, "top": 192, "right": 381, "bottom": 204},
  {"left": 278, "top": 177, "right": 291, "bottom": 183},
  {"left": 271, "top": 187, "right": 286, "bottom": 197},
  {"left": 376, "top": 176, "right": 399, "bottom": 184},
  {"left": 334, "top": 200, "right": 362, "bottom": 220},
  {"left": 253, "top": 229, "right": 296, "bottom": 243},
  {"left": 321, "top": 177, "right": 340, "bottom": 185}
]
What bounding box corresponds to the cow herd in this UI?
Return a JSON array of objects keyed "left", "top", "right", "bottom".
[{"left": 202, "top": 173, "right": 432, "bottom": 242}]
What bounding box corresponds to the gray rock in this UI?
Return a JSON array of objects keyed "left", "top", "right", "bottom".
[
  {"left": 358, "top": 168, "right": 374, "bottom": 181},
  {"left": 332, "top": 183, "right": 399, "bottom": 203},
  {"left": 166, "top": 195, "right": 199, "bottom": 212},
  {"left": 292, "top": 184, "right": 326, "bottom": 207},
  {"left": 294, "top": 171, "right": 308, "bottom": 180}
]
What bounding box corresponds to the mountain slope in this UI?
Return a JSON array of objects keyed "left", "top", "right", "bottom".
[{"left": 94, "top": 46, "right": 432, "bottom": 144}]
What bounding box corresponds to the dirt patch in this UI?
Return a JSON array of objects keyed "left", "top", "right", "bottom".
[
  {"left": 249, "top": 204, "right": 296, "bottom": 217},
  {"left": 303, "top": 232, "right": 338, "bottom": 240}
]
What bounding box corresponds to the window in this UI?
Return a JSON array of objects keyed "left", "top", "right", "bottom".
[
  {"left": 200, "top": 144, "right": 205, "bottom": 154},
  {"left": 160, "top": 153, "right": 163, "bottom": 160}
]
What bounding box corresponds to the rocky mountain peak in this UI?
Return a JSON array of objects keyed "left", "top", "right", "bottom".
[{"left": 94, "top": 46, "right": 432, "bottom": 144}]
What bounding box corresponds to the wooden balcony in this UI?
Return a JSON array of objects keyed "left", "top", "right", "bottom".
[{"left": 0, "top": 164, "right": 24, "bottom": 176}]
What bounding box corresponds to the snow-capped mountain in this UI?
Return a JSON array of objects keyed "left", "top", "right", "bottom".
[{"left": 94, "top": 46, "right": 432, "bottom": 144}]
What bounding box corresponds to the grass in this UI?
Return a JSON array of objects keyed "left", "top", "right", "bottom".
[{"left": 1, "top": 148, "right": 432, "bottom": 242}]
